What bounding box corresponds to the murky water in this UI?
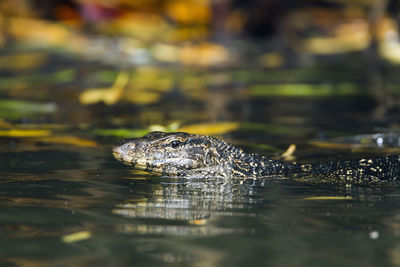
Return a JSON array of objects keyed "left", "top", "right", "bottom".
[
  {"left": 1, "top": 144, "right": 400, "bottom": 266},
  {"left": 1, "top": 49, "right": 400, "bottom": 266}
]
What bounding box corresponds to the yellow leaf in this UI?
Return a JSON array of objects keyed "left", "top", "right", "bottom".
[
  {"left": 304, "top": 196, "right": 352, "bottom": 200},
  {"left": 62, "top": 231, "right": 91, "bottom": 243},
  {"left": 304, "top": 20, "right": 370, "bottom": 55},
  {"left": 9, "top": 17, "right": 78, "bottom": 46},
  {"left": 179, "top": 42, "right": 231, "bottom": 66},
  {"left": 33, "top": 136, "right": 98, "bottom": 147},
  {"left": 152, "top": 43, "right": 179, "bottom": 62},
  {"left": 0, "top": 129, "right": 51, "bottom": 137},
  {"left": 377, "top": 17, "right": 400, "bottom": 63},
  {"left": 79, "top": 71, "right": 129, "bottom": 105},
  {"left": 178, "top": 122, "right": 239, "bottom": 135},
  {"left": 189, "top": 219, "right": 208, "bottom": 225},
  {"left": 309, "top": 141, "right": 354, "bottom": 149},
  {"left": 79, "top": 88, "right": 121, "bottom": 105},
  {"left": 113, "top": 13, "right": 170, "bottom": 42},
  {"left": 166, "top": 0, "right": 211, "bottom": 24},
  {"left": 127, "top": 177, "right": 149, "bottom": 180},
  {"left": 379, "top": 42, "right": 400, "bottom": 64},
  {"left": 281, "top": 144, "right": 296, "bottom": 160}
]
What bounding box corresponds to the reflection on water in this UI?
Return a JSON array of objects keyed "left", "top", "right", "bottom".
[
  {"left": 1, "top": 146, "right": 400, "bottom": 266},
  {"left": 113, "top": 177, "right": 265, "bottom": 236}
]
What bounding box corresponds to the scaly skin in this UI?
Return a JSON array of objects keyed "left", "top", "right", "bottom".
[{"left": 113, "top": 131, "right": 400, "bottom": 185}]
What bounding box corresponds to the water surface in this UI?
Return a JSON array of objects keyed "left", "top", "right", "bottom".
[
  {"left": 1, "top": 49, "right": 400, "bottom": 266},
  {"left": 1, "top": 136, "right": 400, "bottom": 266}
]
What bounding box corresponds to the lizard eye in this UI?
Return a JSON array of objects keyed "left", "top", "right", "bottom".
[{"left": 169, "top": 140, "right": 181, "bottom": 148}]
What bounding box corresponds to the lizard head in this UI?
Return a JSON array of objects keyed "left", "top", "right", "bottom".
[{"left": 112, "top": 131, "right": 233, "bottom": 177}]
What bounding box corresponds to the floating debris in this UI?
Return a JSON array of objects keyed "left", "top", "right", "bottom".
[{"left": 61, "top": 231, "right": 92, "bottom": 243}]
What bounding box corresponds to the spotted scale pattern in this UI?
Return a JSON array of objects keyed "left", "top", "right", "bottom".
[{"left": 113, "top": 132, "right": 400, "bottom": 186}]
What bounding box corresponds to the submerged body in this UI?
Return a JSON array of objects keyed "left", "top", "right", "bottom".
[{"left": 113, "top": 131, "right": 400, "bottom": 185}]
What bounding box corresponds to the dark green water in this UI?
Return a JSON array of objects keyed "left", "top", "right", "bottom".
[
  {"left": 1, "top": 50, "right": 400, "bottom": 266},
  {"left": 1, "top": 144, "right": 400, "bottom": 266}
]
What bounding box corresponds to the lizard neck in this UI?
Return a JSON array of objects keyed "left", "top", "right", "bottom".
[{"left": 229, "top": 150, "right": 299, "bottom": 177}]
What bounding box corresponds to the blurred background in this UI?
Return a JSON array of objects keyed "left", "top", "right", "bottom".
[{"left": 1, "top": 0, "right": 400, "bottom": 147}]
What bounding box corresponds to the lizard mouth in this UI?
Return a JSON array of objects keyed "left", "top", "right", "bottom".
[{"left": 113, "top": 151, "right": 204, "bottom": 176}]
